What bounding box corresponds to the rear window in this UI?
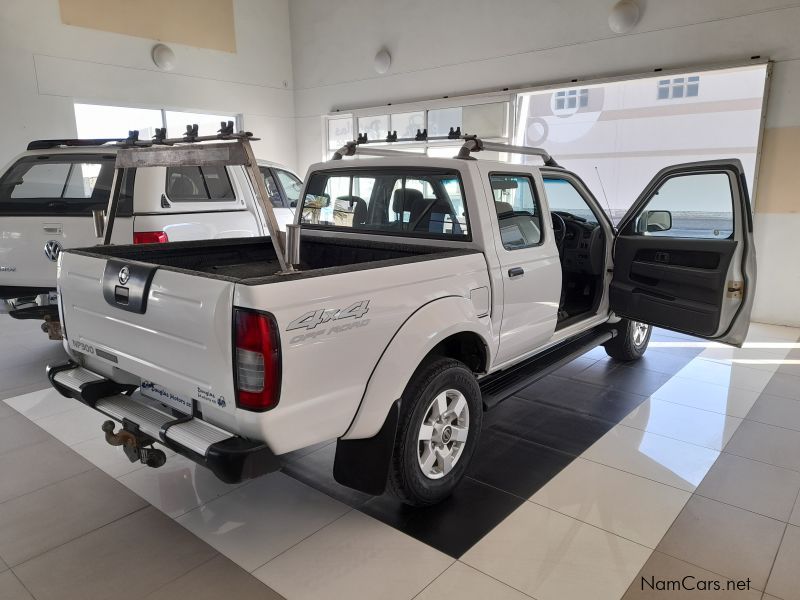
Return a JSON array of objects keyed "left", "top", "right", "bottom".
[
  {"left": 0, "top": 155, "right": 115, "bottom": 216},
  {"left": 302, "top": 168, "right": 469, "bottom": 239},
  {"left": 166, "top": 166, "right": 235, "bottom": 202}
]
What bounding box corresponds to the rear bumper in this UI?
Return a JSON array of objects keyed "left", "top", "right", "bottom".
[{"left": 47, "top": 361, "right": 280, "bottom": 484}]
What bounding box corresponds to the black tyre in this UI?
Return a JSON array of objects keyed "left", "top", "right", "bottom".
[
  {"left": 604, "top": 319, "right": 652, "bottom": 361},
  {"left": 387, "top": 357, "right": 482, "bottom": 506}
]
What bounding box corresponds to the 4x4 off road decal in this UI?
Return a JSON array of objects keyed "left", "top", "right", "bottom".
[{"left": 287, "top": 300, "right": 370, "bottom": 331}]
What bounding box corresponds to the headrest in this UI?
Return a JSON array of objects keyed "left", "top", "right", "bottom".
[
  {"left": 336, "top": 195, "right": 366, "bottom": 208},
  {"left": 392, "top": 188, "right": 424, "bottom": 213},
  {"left": 495, "top": 201, "right": 514, "bottom": 215}
]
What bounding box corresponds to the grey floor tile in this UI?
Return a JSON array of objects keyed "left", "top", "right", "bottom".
[
  {"left": 0, "top": 383, "right": 50, "bottom": 403},
  {"left": 696, "top": 453, "right": 800, "bottom": 521},
  {"left": 762, "top": 372, "right": 800, "bottom": 402},
  {"left": 0, "top": 414, "right": 51, "bottom": 456},
  {"left": 0, "top": 401, "right": 15, "bottom": 419},
  {"left": 623, "top": 550, "right": 762, "bottom": 599},
  {"left": 747, "top": 393, "right": 800, "bottom": 432},
  {"left": 791, "top": 495, "right": 800, "bottom": 527},
  {"left": 724, "top": 420, "right": 800, "bottom": 472},
  {"left": 0, "top": 469, "right": 148, "bottom": 567},
  {"left": 657, "top": 495, "right": 785, "bottom": 590},
  {"left": 0, "top": 555, "right": 7, "bottom": 573},
  {"left": 765, "top": 525, "right": 800, "bottom": 600},
  {"left": 14, "top": 507, "right": 216, "bottom": 600},
  {"left": 145, "top": 555, "right": 284, "bottom": 600},
  {"left": 0, "top": 439, "right": 94, "bottom": 503},
  {"left": 0, "top": 571, "right": 34, "bottom": 600}
]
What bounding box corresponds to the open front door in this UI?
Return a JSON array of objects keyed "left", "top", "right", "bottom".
[{"left": 610, "top": 159, "right": 755, "bottom": 347}]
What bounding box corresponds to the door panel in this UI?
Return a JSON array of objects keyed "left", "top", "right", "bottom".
[
  {"left": 611, "top": 237, "right": 736, "bottom": 337},
  {"left": 611, "top": 160, "right": 755, "bottom": 346}
]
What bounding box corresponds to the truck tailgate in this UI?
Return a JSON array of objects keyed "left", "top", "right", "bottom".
[{"left": 59, "top": 251, "right": 238, "bottom": 429}]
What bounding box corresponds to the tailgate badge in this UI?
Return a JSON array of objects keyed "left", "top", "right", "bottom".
[
  {"left": 44, "top": 240, "right": 62, "bottom": 262},
  {"left": 118, "top": 266, "right": 130, "bottom": 285}
]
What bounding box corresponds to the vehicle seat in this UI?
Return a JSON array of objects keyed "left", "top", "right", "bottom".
[
  {"left": 392, "top": 188, "right": 424, "bottom": 221},
  {"left": 336, "top": 195, "right": 368, "bottom": 227}
]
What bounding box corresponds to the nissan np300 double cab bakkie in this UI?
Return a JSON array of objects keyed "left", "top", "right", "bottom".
[{"left": 49, "top": 133, "right": 755, "bottom": 505}]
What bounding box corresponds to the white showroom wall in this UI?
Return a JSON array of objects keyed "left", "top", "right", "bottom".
[
  {"left": 0, "top": 0, "right": 297, "bottom": 170},
  {"left": 289, "top": 0, "right": 800, "bottom": 327}
]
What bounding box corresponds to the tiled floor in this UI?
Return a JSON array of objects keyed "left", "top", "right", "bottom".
[{"left": 2, "top": 314, "right": 800, "bottom": 600}]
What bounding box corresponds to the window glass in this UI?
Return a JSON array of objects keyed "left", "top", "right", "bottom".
[
  {"left": 634, "top": 172, "right": 734, "bottom": 239},
  {"left": 74, "top": 103, "right": 162, "bottom": 139},
  {"left": 164, "top": 111, "right": 237, "bottom": 137},
  {"left": 490, "top": 174, "right": 542, "bottom": 250},
  {"left": 358, "top": 115, "right": 390, "bottom": 143},
  {"left": 166, "top": 166, "right": 235, "bottom": 202},
  {"left": 390, "top": 111, "right": 425, "bottom": 139},
  {"left": 328, "top": 117, "right": 354, "bottom": 150},
  {"left": 275, "top": 169, "right": 303, "bottom": 206},
  {"left": 0, "top": 157, "right": 114, "bottom": 215},
  {"left": 427, "top": 107, "right": 462, "bottom": 137},
  {"left": 302, "top": 169, "right": 468, "bottom": 239},
  {"left": 259, "top": 167, "right": 284, "bottom": 208},
  {"left": 543, "top": 178, "right": 600, "bottom": 226}
]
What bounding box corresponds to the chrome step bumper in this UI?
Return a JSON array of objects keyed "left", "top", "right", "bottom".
[{"left": 47, "top": 362, "right": 279, "bottom": 483}]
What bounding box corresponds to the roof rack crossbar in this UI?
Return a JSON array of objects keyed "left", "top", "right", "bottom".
[
  {"left": 331, "top": 133, "right": 559, "bottom": 167},
  {"left": 457, "top": 137, "right": 559, "bottom": 167}
]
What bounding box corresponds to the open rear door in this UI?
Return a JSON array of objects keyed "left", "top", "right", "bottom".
[{"left": 610, "top": 159, "right": 755, "bottom": 347}]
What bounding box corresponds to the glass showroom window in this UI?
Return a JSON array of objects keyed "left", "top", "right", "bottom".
[
  {"left": 358, "top": 115, "right": 390, "bottom": 142},
  {"left": 328, "top": 116, "right": 354, "bottom": 151},
  {"left": 74, "top": 104, "right": 163, "bottom": 139},
  {"left": 75, "top": 104, "right": 238, "bottom": 140},
  {"left": 390, "top": 111, "right": 425, "bottom": 138},
  {"left": 164, "top": 111, "right": 237, "bottom": 137},
  {"left": 427, "top": 107, "right": 462, "bottom": 137}
]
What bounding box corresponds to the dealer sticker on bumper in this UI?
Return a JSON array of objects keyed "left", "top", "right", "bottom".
[{"left": 140, "top": 381, "right": 193, "bottom": 415}]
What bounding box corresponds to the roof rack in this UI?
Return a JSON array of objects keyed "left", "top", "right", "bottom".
[
  {"left": 331, "top": 128, "right": 559, "bottom": 167},
  {"left": 96, "top": 122, "right": 297, "bottom": 274},
  {"left": 27, "top": 138, "right": 127, "bottom": 151}
]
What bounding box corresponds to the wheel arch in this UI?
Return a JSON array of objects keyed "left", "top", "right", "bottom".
[{"left": 341, "top": 295, "right": 492, "bottom": 441}]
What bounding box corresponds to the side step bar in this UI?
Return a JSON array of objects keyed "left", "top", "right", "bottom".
[
  {"left": 47, "top": 363, "right": 280, "bottom": 483},
  {"left": 480, "top": 326, "right": 617, "bottom": 410}
]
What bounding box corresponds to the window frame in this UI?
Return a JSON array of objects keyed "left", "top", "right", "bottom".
[
  {"left": 300, "top": 166, "right": 472, "bottom": 242},
  {"left": 0, "top": 154, "right": 116, "bottom": 217},
  {"left": 273, "top": 168, "right": 303, "bottom": 208},
  {"left": 488, "top": 171, "right": 545, "bottom": 251},
  {"left": 624, "top": 170, "right": 737, "bottom": 241},
  {"left": 164, "top": 165, "right": 237, "bottom": 203}
]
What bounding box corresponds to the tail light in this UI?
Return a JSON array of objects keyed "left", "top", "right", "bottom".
[
  {"left": 133, "top": 231, "right": 169, "bottom": 244},
  {"left": 234, "top": 308, "right": 281, "bottom": 411}
]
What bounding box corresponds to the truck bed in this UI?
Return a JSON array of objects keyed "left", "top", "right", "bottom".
[{"left": 69, "top": 235, "right": 475, "bottom": 284}]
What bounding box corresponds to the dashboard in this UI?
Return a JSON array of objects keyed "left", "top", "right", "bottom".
[{"left": 554, "top": 212, "right": 605, "bottom": 275}]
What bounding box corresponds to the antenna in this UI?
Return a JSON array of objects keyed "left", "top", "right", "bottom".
[{"left": 594, "top": 166, "right": 614, "bottom": 223}]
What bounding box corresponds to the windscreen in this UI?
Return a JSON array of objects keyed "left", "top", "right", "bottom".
[{"left": 302, "top": 169, "right": 469, "bottom": 239}]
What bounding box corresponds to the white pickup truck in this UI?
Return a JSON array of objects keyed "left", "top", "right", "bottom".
[
  {"left": 0, "top": 137, "right": 301, "bottom": 332},
  {"left": 48, "top": 136, "right": 755, "bottom": 506}
]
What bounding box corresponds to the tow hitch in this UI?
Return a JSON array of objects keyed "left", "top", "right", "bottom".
[{"left": 102, "top": 420, "right": 167, "bottom": 468}]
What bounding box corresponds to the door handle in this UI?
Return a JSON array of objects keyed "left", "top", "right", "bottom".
[{"left": 508, "top": 267, "right": 525, "bottom": 278}]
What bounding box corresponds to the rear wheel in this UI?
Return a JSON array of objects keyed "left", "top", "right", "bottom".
[
  {"left": 604, "top": 319, "right": 652, "bottom": 361},
  {"left": 387, "top": 357, "right": 482, "bottom": 506}
]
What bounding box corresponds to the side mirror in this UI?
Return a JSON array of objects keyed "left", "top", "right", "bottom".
[
  {"left": 641, "top": 210, "right": 672, "bottom": 233},
  {"left": 92, "top": 208, "right": 106, "bottom": 239}
]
